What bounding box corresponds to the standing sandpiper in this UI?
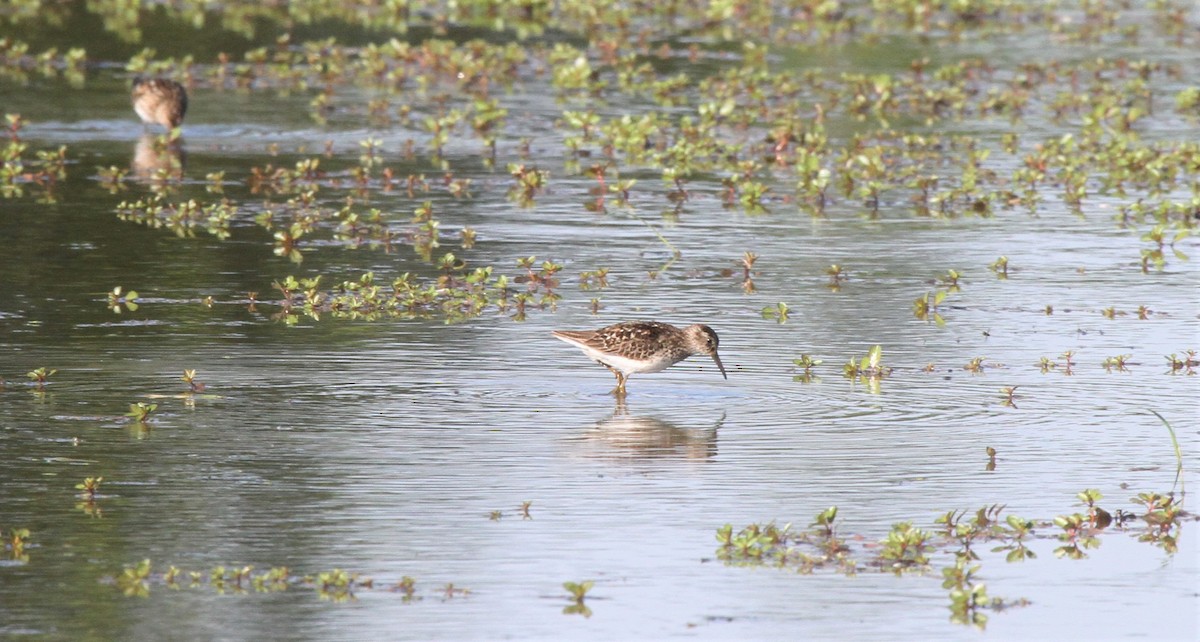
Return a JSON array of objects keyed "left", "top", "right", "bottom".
[
  {"left": 131, "top": 77, "right": 188, "bottom": 130},
  {"left": 552, "top": 321, "right": 727, "bottom": 395}
]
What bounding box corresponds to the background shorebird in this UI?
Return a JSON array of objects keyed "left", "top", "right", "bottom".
[{"left": 131, "top": 77, "right": 188, "bottom": 130}]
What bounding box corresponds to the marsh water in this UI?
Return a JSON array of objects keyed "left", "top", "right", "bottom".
[{"left": 2, "top": 3, "right": 1199, "bottom": 640}]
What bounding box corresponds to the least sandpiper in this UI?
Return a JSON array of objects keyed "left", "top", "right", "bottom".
[
  {"left": 131, "top": 77, "right": 188, "bottom": 130},
  {"left": 552, "top": 321, "right": 727, "bottom": 395}
]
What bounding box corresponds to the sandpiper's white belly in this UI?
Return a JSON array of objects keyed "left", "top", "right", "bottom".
[
  {"left": 134, "top": 103, "right": 154, "bottom": 124},
  {"left": 576, "top": 345, "right": 677, "bottom": 375}
]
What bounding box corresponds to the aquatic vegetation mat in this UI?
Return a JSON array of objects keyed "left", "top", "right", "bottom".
[{"left": 716, "top": 489, "right": 1194, "bottom": 628}]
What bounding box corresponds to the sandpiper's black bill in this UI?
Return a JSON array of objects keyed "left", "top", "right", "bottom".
[{"left": 711, "top": 353, "right": 728, "bottom": 379}]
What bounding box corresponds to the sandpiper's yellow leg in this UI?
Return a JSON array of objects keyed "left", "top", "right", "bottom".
[{"left": 605, "top": 366, "right": 628, "bottom": 396}]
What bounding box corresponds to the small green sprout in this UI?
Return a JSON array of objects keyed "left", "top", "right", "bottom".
[
  {"left": 1102, "top": 355, "right": 1131, "bottom": 372},
  {"left": 844, "top": 345, "right": 890, "bottom": 379},
  {"left": 75, "top": 476, "right": 103, "bottom": 498},
  {"left": 999, "top": 387, "right": 1019, "bottom": 407},
  {"left": 181, "top": 369, "right": 206, "bottom": 392},
  {"left": 939, "top": 269, "right": 962, "bottom": 291},
  {"left": 563, "top": 580, "right": 593, "bottom": 602},
  {"left": 1051, "top": 513, "right": 1099, "bottom": 560},
  {"left": 98, "top": 165, "right": 129, "bottom": 191},
  {"left": 810, "top": 506, "right": 838, "bottom": 538},
  {"left": 1164, "top": 351, "right": 1197, "bottom": 374},
  {"left": 964, "top": 356, "right": 987, "bottom": 373},
  {"left": 125, "top": 402, "right": 158, "bottom": 423},
  {"left": 793, "top": 354, "right": 823, "bottom": 383},
  {"left": 988, "top": 256, "right": 1008, "bottom": 278},
  {"left": 107, "top": 286, "right": 139, "bottom": 313},
  {"left": 116, "top": 559, "right": 153, "bottom": 597},
  {"left": 761, "top": 301, "right": 789, "bottom": 323},
  {"left": 793, "top": 354, "right": 823, "bottom": 371},
  {"left": 562, "top": 580, "right": 595, "bottom": 617},
  {"left": 879, "top": 522, "right": 933, "bottom": 571},
  {"left": 741, "top": 252, "right": 758, "bottom": 277},
  {"left": 391, "top": 576, "right": 417, "bottom": 598},
  {"left": 26, "top": 367, "right": 56, "bottom": 387},
  {"left": 913, "top": 290, "right": 947, "bottom": 324},
  {"left": 4, "top": 527, "right": 31, "bottom": 562}
]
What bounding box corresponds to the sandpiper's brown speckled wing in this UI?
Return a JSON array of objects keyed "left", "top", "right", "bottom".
[{"left": 554, "top": 321, "right": 682, "bottom": 360}]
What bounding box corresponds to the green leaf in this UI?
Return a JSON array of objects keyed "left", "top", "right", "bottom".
[{"left": 867, "top": 345, "right": 882, "bottom": 368}]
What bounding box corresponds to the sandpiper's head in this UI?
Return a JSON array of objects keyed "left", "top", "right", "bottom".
[{"left": 684, "top": 324, "right": 727, "bottom": 379}]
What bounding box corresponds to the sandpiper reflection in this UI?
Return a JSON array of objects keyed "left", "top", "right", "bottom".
[
  {"left": 132, "top": 134, "right": 185, "bottom": 181},
  {"left": 573, "top": 401, "right": 723, "bottom": 461}
]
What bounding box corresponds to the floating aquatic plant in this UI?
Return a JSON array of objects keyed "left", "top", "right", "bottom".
[
  {"left": 844, "top": 345, "right": 890, "bottom": 380},
  {"left": 107, "top": 287, "right": 139, "bottom": 313},
  {"left": 999, "top": 387, "right": 1019, "bottom": 407},
  {"left": 1164, "top": 351, "right": 1198, "bottom": 374},
  {"left": 181, "top": 369, "right": 205, "bottom": 393},
  {"left": 3, "top": 527, "right": 31, "bottom": 563},
  {"left": 562, "top": 580, "right": 594, "bottom": 616},
  {"left": 75, "top": 493, "right": 103, "bottom": 518},
  {"left": 718, "top": 484, "right": 1189, "bottom": 629},
  {"left": 913, "top": 291, "right": 947, "bottom": 325},
  {"left": 793, "top": 354, "right": 823, "bottom": 384},
  {"left": 1102, "top": 355, "right": 1133, "bottom": 372},
  {"left": 125, "top": 402, "right": 157, "bottom": 423},
  {"left": 761, "top": 302, "right": 789, "bottom": 323},
  {"left": 106, "top": 559, "right": 481, "bottom": 603},
  {"left": 25, "top": 367, "right": 55, "bottom": 388}
]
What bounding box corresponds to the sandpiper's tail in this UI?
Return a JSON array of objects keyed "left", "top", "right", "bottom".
[{"left": 552, "top": 330, "right": 592, "bottom": 346}]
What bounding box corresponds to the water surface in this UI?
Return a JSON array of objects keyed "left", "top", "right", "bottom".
[{"left": 2, "top": 4, "right": 1199, "bottom": 640}]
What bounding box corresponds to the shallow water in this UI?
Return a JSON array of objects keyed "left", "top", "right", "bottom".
[{"left": 2, "top": 7, "right": 1200, "bottom": 641}]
